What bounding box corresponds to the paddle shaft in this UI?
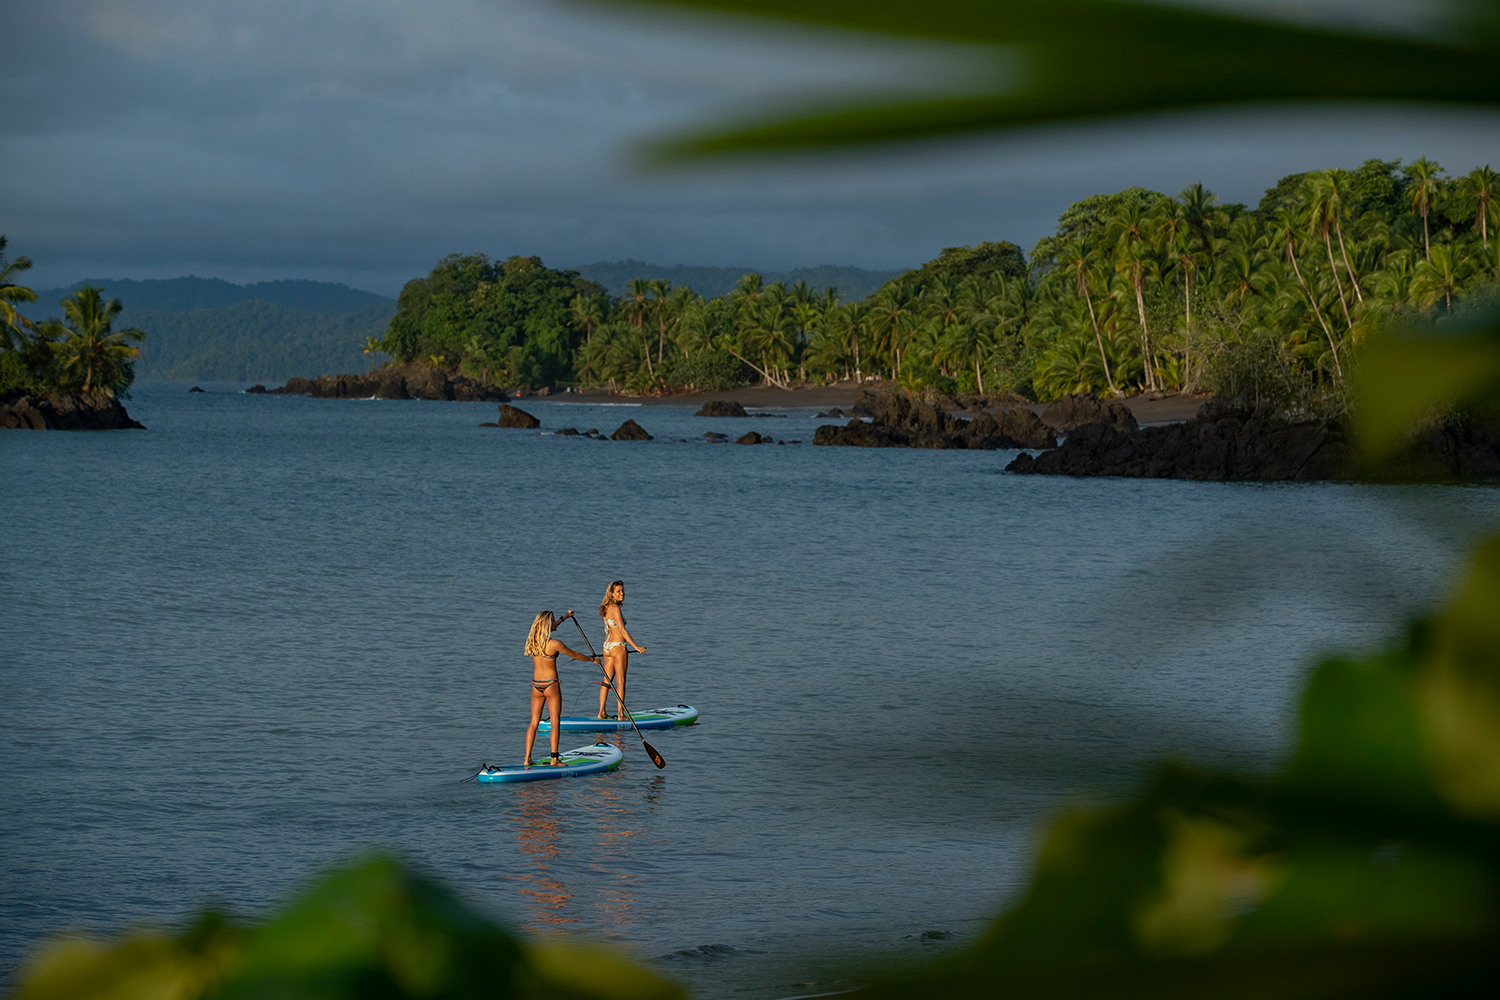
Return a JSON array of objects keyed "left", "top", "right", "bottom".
[{"left": 567, "top": 615, "right": 665, "bottom": 769}]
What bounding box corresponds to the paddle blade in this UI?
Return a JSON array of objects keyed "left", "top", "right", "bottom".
[{"left": 643, "top": 740, "right": 666, "bottom": 769}]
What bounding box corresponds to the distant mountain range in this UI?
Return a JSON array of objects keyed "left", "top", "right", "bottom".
[
  {"left": 22, "top": 277, "right": 396, "bottom": 382},
  {"left": 20, "top": 261, "right": 908, "bottom": 380},
  {"left": 572, "top": 260, "right": 904, "bottom": 300}
]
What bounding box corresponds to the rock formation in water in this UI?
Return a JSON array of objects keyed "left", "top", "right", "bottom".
[
  {"left": 736, "top": 431, "right": 771, "bottom": 444},
  {"left": 1006, "top": 398, "right": 1500, "bottom": 481},
  {"left": 1, "top": 391, "right": 145, "bottom": 430},
  {"left": 494, "top": 404, "right": 540, "bottom": 428},
  {"left": 611, "top": 419, "right": 652, "bottom": 441},
  {"left": 271, "top": 362, "right": 509, "bottom": 402},
  {"left": 813, "top": 387, "right": 1055, "bottom": 450},
  {"left": 695, "top": 400, "right": 747, "bottom": 417}
]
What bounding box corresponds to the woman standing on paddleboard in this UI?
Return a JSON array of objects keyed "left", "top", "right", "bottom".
[
  {"left": 598, "top": 581, "right": 645, "bottom": 721},
  {"left": 524, "top": 610, "right": 599, "bottom": 766}
]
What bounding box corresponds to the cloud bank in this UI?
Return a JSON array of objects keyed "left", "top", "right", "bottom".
[{"left": 3, "top": 0, "right": 1497, "bottom": 295}]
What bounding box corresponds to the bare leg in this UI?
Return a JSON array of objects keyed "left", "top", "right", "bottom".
[
  {"left": 614, "top": 654, "right": 628, "bottom": 720},
  {"left": 546, "top": 684, "right": 562, "bottom": 762},
  {"left": 524, "top": 686, "right": 545, "bottom": 765},
  {"left": 597, "top": 667, "right": 611, "bottom": 718}
]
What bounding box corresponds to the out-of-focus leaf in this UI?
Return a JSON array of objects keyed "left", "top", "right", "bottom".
[
  {"left": 221, "top": 854, "right": 523, "bottom": 1000},
  {"left": 1282, "top": 649, "right": 1444, "bottom": 816},
  {"left": 599, "top": 0, "right": 1500, "bottom": 158},
  {"left": 15, "top": 856, "right": 683, "bottom": 1000},
  {"left": 13, "top": 916, "right": 243, "bottom": 1000},
  {"left": 1353, "top": 322, "right": 1500, "bottom": 459},
  {"left": 1417, "top": 534, "right": 1500, "bottom": 821},
  {"left": 521, "top": 941, "right": 685, "bottom": 1000}
]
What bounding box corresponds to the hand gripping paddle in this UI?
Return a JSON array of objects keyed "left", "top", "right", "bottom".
[{"left": 567, "top": 614, "right": 665, "bottom": 769}]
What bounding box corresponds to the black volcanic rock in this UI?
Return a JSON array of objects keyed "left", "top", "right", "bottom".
[
  {"left": 1040, "top": 393, "right": 1138, "bottom": 433},
  {"left": 270, "top": 362, "right": 509, "bottom": 402},
  {"left": 736, "top": 431, "right": 768, "bottom": 444},
  {"left": 1, "top": 391, "right": 145, "bottom": 430},
  {"left": 496, "top": 404, "right": 540, "bottom": 428},
  {"left": 244, "top": 384, "right": 268, "bottom": 394},
  {"left": 695, "top": 399, "right": 747, "bottom": 417},
  {"left": 555, "top": 427, "right": 580, "bottom": 436},
  {"left": 815, "top": 387, "right": 1054, "bottom": 450},
  {"left": 189, "top": 386, "right": 204, "bottom": 393},
  {"left": 611, "top": 419, "right": 652, "bottom": 441}
]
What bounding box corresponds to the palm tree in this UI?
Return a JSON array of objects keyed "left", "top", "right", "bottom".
[
  {"left": 870, "top": 281, "right": 918, "bottom": 379},
  {"left": 619, "top": 279, "right": 655, "bottom": 377},
  {"left": 1056, "top": 239, "right": 1117, "bottom": 394},
  {"left": 1404, "top": 157, "right": 1445, "bottom": 261},
  {"left": 1177, "top": 182, "right": 1223, "bottom": 258},
  {"left": 1268, "top": 209, "right": 1341, "bottom": 382},
  {"left": 1455, "top": 165, "right": 1499, "bottom": 243},
  {"left": 1106, "top": 201, "right": 1158, "bottom": 390},
  {"left": 1411, "top": 245, "right": 1472, "bottom": 314},
  {"left": 1303, "top": 173, "right": 1355, "bottom": 327},
  {"left": 51, "top": 286, "right": 145, "bottom": 392},
  {"left": 569, "top": 292, "right": 606, "bottom": 346},
  {"left": 0, "top": 236, "right": 38, "bottom": 350},
  {"left": 647, "top": 279, "right": 672, "bottom": 364}
]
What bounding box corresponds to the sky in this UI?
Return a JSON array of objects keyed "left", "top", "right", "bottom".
[{"left": 4, "top": 0, "right": 1498, "bottom": 297}]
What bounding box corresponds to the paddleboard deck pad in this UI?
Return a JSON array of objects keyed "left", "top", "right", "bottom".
[
  {"left": 475, "top": 742, "right": 623, "bottom": 782},
  {"left": 539, "top": 704, "right": 699, "bottom": 732}
]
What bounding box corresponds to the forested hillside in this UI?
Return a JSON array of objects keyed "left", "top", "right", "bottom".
[
  {"left": 18, "top": 277, "right": 395, "bottom": 381},
  {"left": 128, "top": 301, "right": 393, "bottom": 381}
]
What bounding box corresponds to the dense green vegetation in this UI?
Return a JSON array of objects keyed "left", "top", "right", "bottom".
[
  {"left": 383, "top": 161, "right": 1498, "bottom": 403},
  {"left": 2, "top": 238, "right": 145, "bottom": 398}
]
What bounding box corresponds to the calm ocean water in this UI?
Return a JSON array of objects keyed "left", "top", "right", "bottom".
[{"left": 4, "top": 382, "right": 1499, "bottom": 998}]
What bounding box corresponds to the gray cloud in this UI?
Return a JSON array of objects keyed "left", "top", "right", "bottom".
[{"left": 3, "top": 0, "right": 1497, "bottom": 296}]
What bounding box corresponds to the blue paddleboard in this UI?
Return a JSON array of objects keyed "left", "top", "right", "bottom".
[
  {"left": 475, "top": 742, "right": 623, "bottom": 783},
  {"left": 539, "top": 704, "right": 699, "bottom": 732}
]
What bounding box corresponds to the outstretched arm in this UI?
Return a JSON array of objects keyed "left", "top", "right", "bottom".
[{"left": 548, "top": 638, "right": 599, "bottom": 663}]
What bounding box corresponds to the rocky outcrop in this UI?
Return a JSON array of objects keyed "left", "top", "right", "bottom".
[
  {"left": 1005, "top": 398, "right": 1500, "bottom": 481},
  {"left": 1040, "top": 393, "right": 1138, "bottom": 433},
  {"left": 245, "top": 384, "right": 268, "bottom": 394},
  {"left": 611, "top": 419, "right": 652, "bottom": 441},
  {"left": 189, "top": 386, "right": 204, "bottom": 393},
  {"left": 271, "top": 363, "right": 509, "bottom": 402},
  {"left": 696, "top": 400, "right": 747, "bottom": 417},
  {"left": 736, "top": 431, "right": 769, "bottom": 444},
  {"left": 1, "top": 391, "right": 145, "bottom": 430},
  {"left": 495, "top": 404, "right": 540, "bottom": 428},
  {"left": 813, "top": 387, "right": 1055, "bottom": 450}
]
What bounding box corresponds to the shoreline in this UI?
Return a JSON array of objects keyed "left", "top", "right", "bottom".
[{"left": 521, "top": 381, "right": 1206, "bottom": 423}]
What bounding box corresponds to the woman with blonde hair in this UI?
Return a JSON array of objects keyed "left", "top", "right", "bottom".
[
  {"left": 524, "top": 609, "right": 599, "bottom": 766},
  {"left": 597, "top": 581, "right": 645, "bottom": 721}
]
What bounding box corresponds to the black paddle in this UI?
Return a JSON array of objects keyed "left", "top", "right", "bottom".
[{"left": 566, "top": 614, "right": 665, "bottom": 769}]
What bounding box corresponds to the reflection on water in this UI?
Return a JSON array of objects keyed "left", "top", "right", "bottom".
[
  {"left": 507, "top": 781, "right": 576, "bottom": 933},
  {"left": 503, "top": 735, "right": 659, "bottom": 935}
]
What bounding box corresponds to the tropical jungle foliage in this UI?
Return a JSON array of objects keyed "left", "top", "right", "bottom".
[
  {"left": 1, "top": 238, "right": 144, "bottom": 399},
  {"left": 379, "top": 161, "right": 1498, "bottom": 405}
]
